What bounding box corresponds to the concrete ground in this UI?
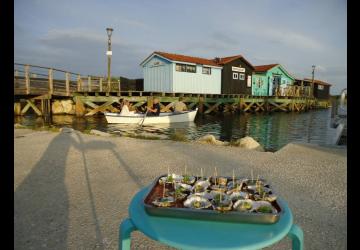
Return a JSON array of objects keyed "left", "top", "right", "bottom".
[{"left": 14, "top": 129, "right": 347, "bottom": 250}]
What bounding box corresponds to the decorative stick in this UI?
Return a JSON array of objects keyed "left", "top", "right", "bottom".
[
  {"left": 201, "top": 168, "right": 203, "bottom": 180},
  {"left": 251, "top": 169, "right": 254, "bottom": 181},
  {"left": 168, "top": 166, "right": 170, "bottom": 176},
  {"left": 184, "top": 165, "right": 187, "bottom": 176}
]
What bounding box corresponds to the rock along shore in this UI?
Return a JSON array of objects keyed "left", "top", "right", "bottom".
[{"left": 14, "top": 128, "right": 346, "bottom": 250}]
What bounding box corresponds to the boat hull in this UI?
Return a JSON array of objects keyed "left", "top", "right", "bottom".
[{"left": 104, "top": 109, "right": 198, "bottom": 124}]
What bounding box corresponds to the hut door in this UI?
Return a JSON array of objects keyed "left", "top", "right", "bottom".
[{"left": 272, "top": 76, "right": 281, "bottom": 95}]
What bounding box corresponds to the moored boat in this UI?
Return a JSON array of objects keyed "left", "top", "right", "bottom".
[{"left": 104, "top": 108, "right": 198, "bottom": 124}]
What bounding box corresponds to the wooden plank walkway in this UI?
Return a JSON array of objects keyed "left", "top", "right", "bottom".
[{"left": 14, "top": 63, "right": 328, "bottom": 116}]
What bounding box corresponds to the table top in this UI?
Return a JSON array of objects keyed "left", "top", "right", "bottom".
[{"left": 129, "top": 186, "right": 293, "bottom": 250}]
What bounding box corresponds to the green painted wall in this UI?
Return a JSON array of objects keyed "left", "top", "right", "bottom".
[{"left": 252, "top": 65, "right": 295, "bottom": 96}]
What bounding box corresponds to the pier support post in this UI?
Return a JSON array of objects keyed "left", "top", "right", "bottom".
[
  {"left": 239, "top": 97, "right": 245, "bottom": 112},
  {"left": 14, "top": 102, "right": 22, "bottom": 116},
  {"left": 75, "top": 96, "right": 86, "bottom": 117},
  {"left": 264, "top": 97, "right": 269, "bottom": 112},
  {"left": 198, "top": 96, "right": 204, "bottom": 113}
]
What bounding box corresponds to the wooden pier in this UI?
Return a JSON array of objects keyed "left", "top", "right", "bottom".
[{"left": 14, "top": 63, "right": 329, "bottom": 117}]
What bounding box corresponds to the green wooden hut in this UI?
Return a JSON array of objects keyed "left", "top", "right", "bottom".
[{"left": 252, "top": 64, "right": 295, "bottom": 96}]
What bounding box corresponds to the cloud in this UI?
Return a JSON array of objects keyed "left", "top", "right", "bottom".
[{"left": 246, "top": 27, "right": 325, "bottom": 51}]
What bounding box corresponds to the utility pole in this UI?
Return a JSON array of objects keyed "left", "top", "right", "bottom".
[
  {"left": 106, "top": 27, "right": 113, "bottom": 94},
  {"left": 311, "top": 65, "right": 315, "bottom": 97}
]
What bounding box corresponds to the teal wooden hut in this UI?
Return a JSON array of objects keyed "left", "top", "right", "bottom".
[{"left": 252, "top": 64, "right": 295, "bottom": 96}]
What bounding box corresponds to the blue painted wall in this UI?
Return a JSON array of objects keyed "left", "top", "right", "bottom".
[
  {"left": 142, "top": 54, "right": 222, "bottom": 94},
  {"left": 172, "top": 64, "right": 222, "bottom": 94},
  {"left": 143, "top": 55, "right": 173, "bottom": 92}
]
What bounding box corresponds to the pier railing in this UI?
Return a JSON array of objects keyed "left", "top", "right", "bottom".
[
  {"left": 274, "top": 85, "right": 312, "bottom": 97},
  {"left": 14, "top": 63, "right": 312, "bottom": 98},
  {"left": 14, "top": 63, "right": 121, "bottom": 96}
]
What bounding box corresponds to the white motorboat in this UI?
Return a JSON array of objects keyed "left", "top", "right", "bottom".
[
  {"left": 330, "top": 89, "right": 347, "bottom": 145},
  {"left": 104, "top": 108, "right": 198, "bottom": 124}
]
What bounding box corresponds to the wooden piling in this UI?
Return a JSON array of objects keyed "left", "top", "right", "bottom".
[
  {"left": 239, "top": 97, "right": 245, "bottom": 112},
  {"left": 75, "top": 96, "right": 86, "bottom": 117},
  {"left": 14, "top": 102, "right": 21, "bottom": 115},
  {"left": 198, "top": 96, "right": 204, "bottom": 113}
]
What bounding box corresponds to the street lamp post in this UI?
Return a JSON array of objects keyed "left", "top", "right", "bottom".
[
  {"left": 311, "top": 65, "right": 316, "bottom": 97},
  {"left": 106, "top": 27, "right": 113, "bottom": 94}
]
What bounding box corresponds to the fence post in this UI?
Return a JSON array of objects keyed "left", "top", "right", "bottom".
[
  {"left": 77, "top": 74, "right": 81, "bottom": 91},
  {"left": 48, "top": 68, "right": 53, "bottom": 94},
  {"left": 107, "top": 78, "right": 110, "bottom": 96},
  {"left": 65, "top": 72, "right": 70, "bottom": 96},
  {"left": 88, "top": 76, "right": 92, "bottom": 92},
  {"left": 99, "top": 78, "right": 103, "bottom": 92},
  {"left": 118, "top": 79, "right": 121, "bottom": 96},
  {"left": 25, "top": 65, "right": 30, "bottom": 94}
]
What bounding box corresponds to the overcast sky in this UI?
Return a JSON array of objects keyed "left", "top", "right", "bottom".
[{"left": 15, "top": 0, "right": 346, "bottom": 94}]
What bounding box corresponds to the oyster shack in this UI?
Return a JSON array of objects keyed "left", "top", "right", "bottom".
[
  {"left": 294, "top": 78, "right": 332, "bottom": 99},
  {"left": 140, "top": 51, "right": 223, "bottom": 94},
  {"left": 213, "top": 55, "right": 255, "bottom": 95},
  {"left": 252, "top": 64, "right": 295, "bottom": 96}
]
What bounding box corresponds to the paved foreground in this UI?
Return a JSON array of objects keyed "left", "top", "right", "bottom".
[{"left": 14, "top": 129, "right": 347, "bottom": 249}]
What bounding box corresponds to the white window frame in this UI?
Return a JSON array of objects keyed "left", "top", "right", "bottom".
[
  {"left": 202, "top": 66, "right": 211, "bottom": 75},
  {"left": 318, "top": 85, "right": 324, "bottom": 90},
  {"left": 247, "top": 75, "right": 252, "bottom": 87},
  {"left": 233, "top": 72, "right": 238, "bottom": 80},
  {"left": 239, "top": 73, "right": 245, "bottom": 80},
  {"left": 175, "top": 63, "right": 196, "bottom": 73}
]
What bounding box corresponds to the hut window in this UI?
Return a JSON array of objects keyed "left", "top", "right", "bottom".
[
  {"left": 175, "top": 63, "right": 196, "bottom": 73},
  {"left": 233, "top": 72, "right": 238, "bottom": 79},
  {"left": 318, "top": 85, "right": 324, "bottom": 90},
  {"left": 186, "top": 64, "right": 196, "bottom": 73},
  {"left": 239, "top": 73, "right": 245, "bottom": 80},
  {"left": 176, "top": 63, "right": 186, "bottom": 72},
  {"left": 202, "top": 67, "right": 211, "bottom": 75}
]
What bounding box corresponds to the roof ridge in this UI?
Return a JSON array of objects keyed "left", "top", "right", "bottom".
[{"left": 155, "top": 51, "right": 214, "bottom": 61}]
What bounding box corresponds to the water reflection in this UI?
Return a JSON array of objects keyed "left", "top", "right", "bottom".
[{"left": 14, "top": 109, "right": 337, "bottom": 151}]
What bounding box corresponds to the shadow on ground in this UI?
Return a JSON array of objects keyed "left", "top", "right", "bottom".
[{"left": 14, "top": 130, "right": 143, "bottom": 249}]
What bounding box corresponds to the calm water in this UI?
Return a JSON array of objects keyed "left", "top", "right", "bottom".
[{"left": 14, "top": 108, "right": 340, "bottom": 151}]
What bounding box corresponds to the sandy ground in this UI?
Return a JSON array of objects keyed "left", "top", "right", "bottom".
[{"left": 14, "top": 128, "right": 347, "bottom": 250}]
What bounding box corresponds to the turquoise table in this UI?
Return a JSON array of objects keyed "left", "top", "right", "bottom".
[{"left": 119, "top": 187, "right": 303, "bottom": 250}]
